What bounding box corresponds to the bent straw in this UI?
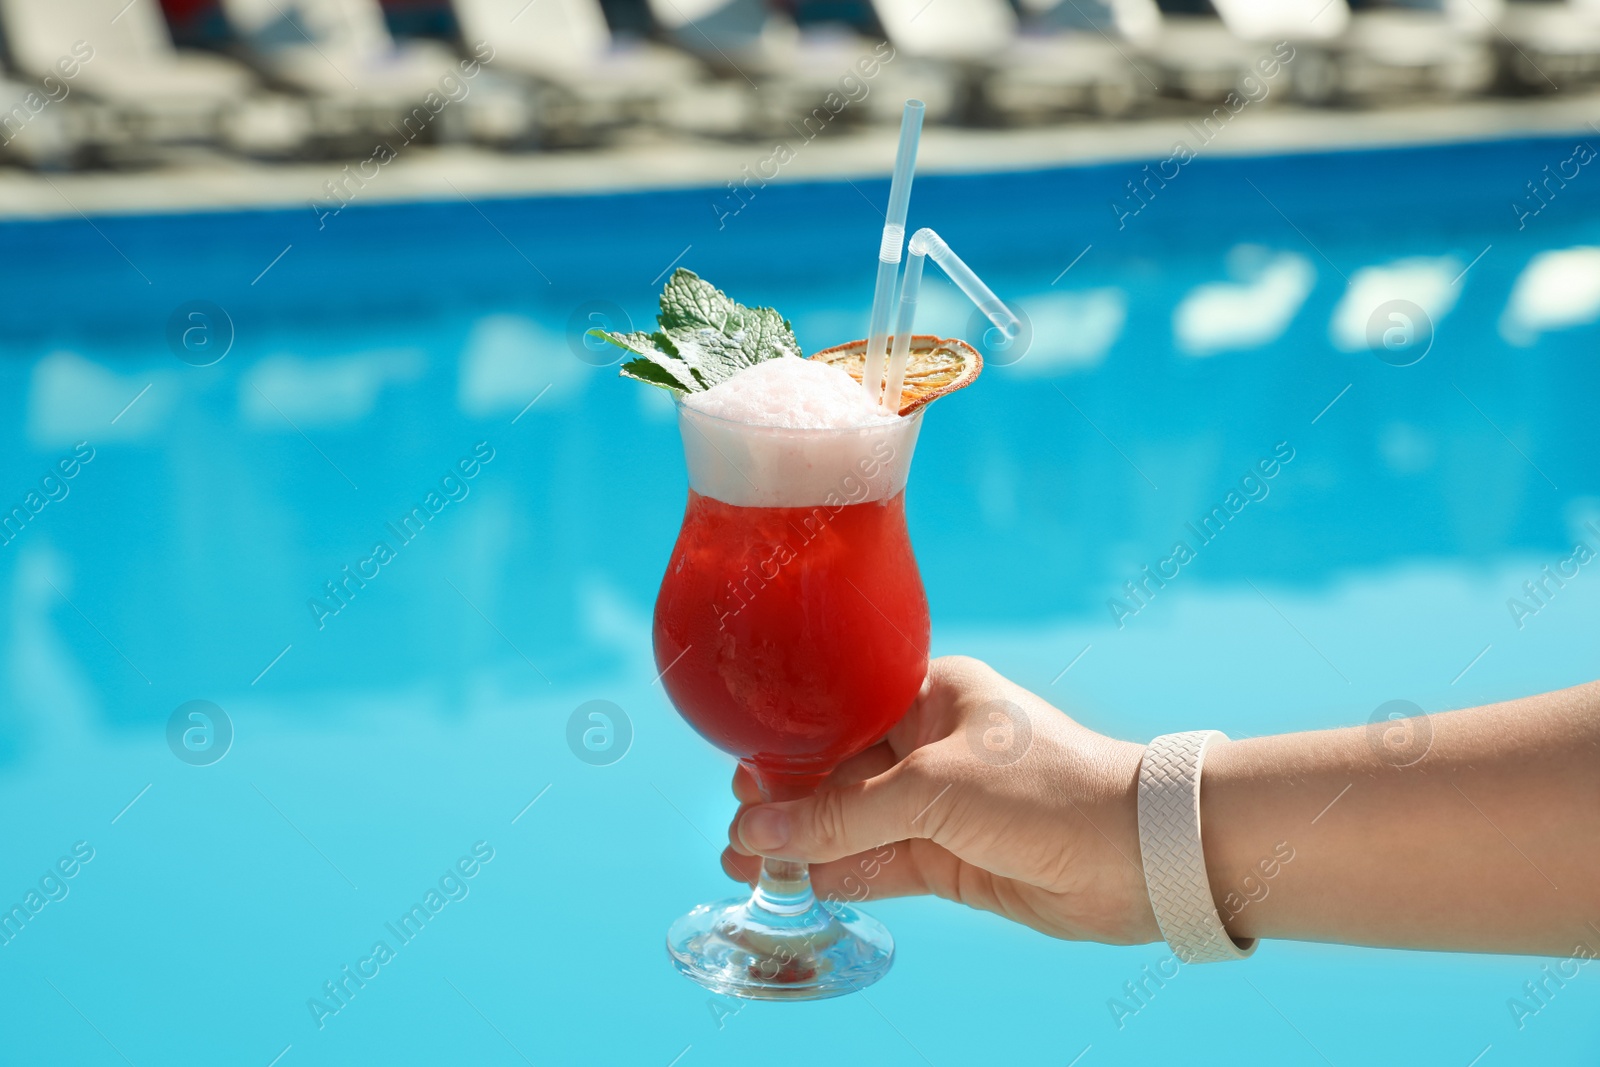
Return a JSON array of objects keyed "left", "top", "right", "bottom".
[
  {"left": 882, "top": 228, "right": 1020, "bottom": 413},
  {"left": 865, "top": 100, "right": 925, "bottom": 411}
]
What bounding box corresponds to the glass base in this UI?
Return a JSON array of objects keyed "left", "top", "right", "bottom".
[{"left": 666, "top": 894, "right": 894, "bottom": 1001}]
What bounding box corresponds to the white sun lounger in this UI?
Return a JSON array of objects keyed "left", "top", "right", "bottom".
[
  {"left": 1335, "top": 0, "right": 1501, "bottom": 101},
  {"left": 1205, "top": 0, "right": 1348, "bottom": 103},
  {"left": 1212, "top": 0, "right": 1350, "bottom": 42},
  {"left": 1205, "top": 0, "right": 1497, "bottom": 104},
  {"left": 1498, "top": 0, "right": 1600, "bottom": 90},
  {"left": 645, "top": 0, "right": 950, "bottom": 131},
  {"left": 985, "top": 0, "right": 1161, "bottom": 119},
  {"left": 1130, "top": 1, "right": 1279, "bottom": 103},
  {"left": 221, "top": 0, "right": 534, "bottom": 147},
  {"left": 0, "top": 68, "right": 77, "bottom": 166},
  {"left": 452, "top": 0, "right": 741, "bottom": 140},
  {"left": 0, "top": 0, "right": 307, "bottom": 157},
  {"left": 870, "top": 0, "right": 1151, "bottom": 121}
]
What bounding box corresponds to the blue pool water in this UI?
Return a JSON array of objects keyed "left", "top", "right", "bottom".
[{"left": 2, "top": 134, "right": 1598, "bottom": 1065}]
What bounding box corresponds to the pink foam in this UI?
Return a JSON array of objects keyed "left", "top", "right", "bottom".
[
  {"left": 674, "top": 358, "right": 919, "bottom": 507},
  {"left": 681, "top": 357, "right": 898, "bottom": 429}
]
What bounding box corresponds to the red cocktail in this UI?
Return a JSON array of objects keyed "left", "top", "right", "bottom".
[
  {"left": 661, "top": 398, "right": 926, "bottom": 999},
  {"left": 654, "top": 489, "right": 929, "bottom": 800},
  {"left": 583, "top": 244, "right": 992, "bottom": 1000}
]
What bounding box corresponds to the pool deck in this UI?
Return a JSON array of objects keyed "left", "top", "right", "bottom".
[{"left": 4, "top": 91, "right": 1599, "bottom": 219}]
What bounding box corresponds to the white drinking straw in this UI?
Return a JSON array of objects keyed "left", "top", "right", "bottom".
[
  {"left": 881, "top": 228, "right": 1019, "bottom": 412},
  {"left": 864, "top": 101, "right": 925, "bottom": 409}
]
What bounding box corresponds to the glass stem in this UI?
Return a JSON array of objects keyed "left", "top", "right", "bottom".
[
  {"left": 751, "top": 857, "right": 815, "bottom": 917},
  {"left": 742, "top": 762, "right": 831, "bottom": 922}
]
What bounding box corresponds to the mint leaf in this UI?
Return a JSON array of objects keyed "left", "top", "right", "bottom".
[
  {"left": 590, "top": 269, "right": 801, "bottom": 394},
  {"left": 590, "top": 328, "right": 701, "bottom": 392},
  {"left": 619, "top": 354, "right": 695, "bottom": 392},
  {"left": 657, "top": 269, "right": 736, "bottom": 334}
]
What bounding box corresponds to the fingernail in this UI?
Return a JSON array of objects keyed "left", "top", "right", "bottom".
[{"left": 740, "top": 806, "right": 790, "bottom": 852}]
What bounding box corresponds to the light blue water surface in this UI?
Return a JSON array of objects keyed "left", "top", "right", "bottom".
[{"left": 1, "top": 134, "right": 1598, "bottom": 1065}]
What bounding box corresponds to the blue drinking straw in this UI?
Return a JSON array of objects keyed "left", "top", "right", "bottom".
[
  {"left": 881, "top": 228, "right": 1019, "bottom": 412},
  {"left": 865, "top": 100, "right": 925, "bottom": 411}
]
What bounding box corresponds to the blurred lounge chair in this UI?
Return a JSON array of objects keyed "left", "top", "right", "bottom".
[
  {"left": 648, "top": 0, "right": 951, "bottom": 131},
  {"left": 1204, "top": 0, "right": 1497, "bottom": 104},
  {"left": 987, "top": 0, "right": 1161, "bottom": 120},
  {"left": 1344, "top": 1, "right": 1504, "bottom": 99},
  {"left": 867, "top": 0, "right": 1009, "bottom": 121},
  {"left": 1138, "top": 1, "right": 1274, "bottom": 102},
  {"left": 0, "top": 0, "right": 308, "bottom": 158},
  {"left": 0, "top": 64, "right": 76, "bottom": 167},
  {"left": 452, "top": 0, "right": 742, "bottom": 140},
  {"left": 870, "top": 0, "right": 1148, "bottom": 122},
  {"left": 1208, "top": 0, "right": 1348, "bottom": 103},
  {"left": 1498, "top": 0, "right": 1600, "bottom": 90},
  {"left": 220, "top": 0, "right": 534, "bottom": 147},
  {"left": 1334, "top": 0, "right": 1500, "bottom": 101}
]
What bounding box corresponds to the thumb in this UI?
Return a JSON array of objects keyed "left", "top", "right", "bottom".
[{"left": 734, "top": 758, "right": 940, "bottom": 863}]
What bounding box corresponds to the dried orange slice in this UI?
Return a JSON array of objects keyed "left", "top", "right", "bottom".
[{"left": 810, "top": 336, "right": 982, "bottom": 416}]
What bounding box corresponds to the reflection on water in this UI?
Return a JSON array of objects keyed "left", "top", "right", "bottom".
[
  {"left": 27, "top": 351, "right": 177, "bottom": 446},
  {"left": 0, "top": 134, "right": 1598, "bottom": 1065},
  {"left": 1174, "top": 246, "right": 1315, "bottom": 356},
  {"left": 1012, "top": 286, "right": 1127, "bottom": 372},
  {"left": 1501, "top": 245, "right": 1600, "bottom": 344},
  {"left": 1329, "top": 254, "right": 1462, "bottom": 351},
  {"left": 241, "top": 349, "right": 426, "bottom": 428}
]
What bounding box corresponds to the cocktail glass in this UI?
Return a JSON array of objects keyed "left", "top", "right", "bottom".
[{"left": 655, "top": 395, "right": 929, "bottom": 1000}]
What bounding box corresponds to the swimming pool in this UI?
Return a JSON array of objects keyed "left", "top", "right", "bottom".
[{"left": 2, "top": 133, "right": 1597, "bottom": 1064}]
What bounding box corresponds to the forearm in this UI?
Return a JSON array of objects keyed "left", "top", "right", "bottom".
[{"left": 1199, "top": 681, "right": 1600, "bottom": 956}]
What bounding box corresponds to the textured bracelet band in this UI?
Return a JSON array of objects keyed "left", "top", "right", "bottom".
[{"left": 1137, "top": 730, "right": 1256, "bottom": 964}]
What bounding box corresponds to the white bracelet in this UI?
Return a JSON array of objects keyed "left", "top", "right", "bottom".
[{"left": 1137, "top": 730, "right": 1256, "bottom": 964}]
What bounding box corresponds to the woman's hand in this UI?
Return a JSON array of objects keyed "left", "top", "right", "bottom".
[
  {"left": 723, "top": 657, "right": 1600, "bottom": 957},
  {"left": 722, "top": 655, "right": 1162, "bottom": 946}
]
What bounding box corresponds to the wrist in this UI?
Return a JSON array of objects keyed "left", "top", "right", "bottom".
[
  {"left": 1102, "top": 738, "right": 1163, "bottom": 943},
  {"left": 1198, "top": 735, "right": 1305, "bottom": 943}
]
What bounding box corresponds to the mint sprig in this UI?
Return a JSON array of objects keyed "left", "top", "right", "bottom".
[{"left": 590, "top": 269, "right": 802, "bottom": 393}]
